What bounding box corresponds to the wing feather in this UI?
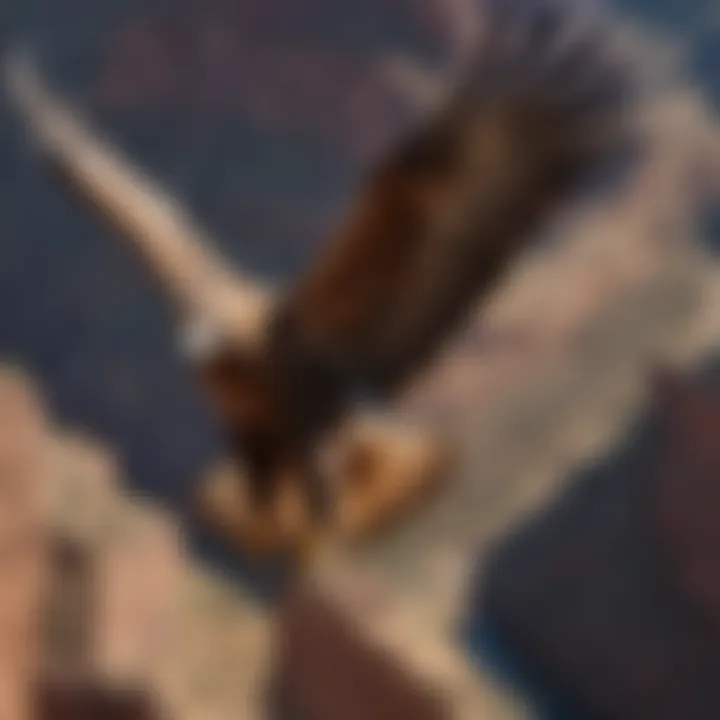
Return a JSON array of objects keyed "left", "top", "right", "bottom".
[
  {"left": 4, "top": 51, "right": 273, "bottom": 348},
  {"left": 281, "top": 0, "right": 636, "bottom": 395}
]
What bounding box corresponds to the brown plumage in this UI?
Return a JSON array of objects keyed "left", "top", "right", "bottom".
[
  {"left": 5, "top": 0, "right": 636, "bottom": 530},
  {"left": 263, "top": 0, "right": 637, "bottom": 517},
  {"left": 279, "top": 0, "right": 635, "bottom": 398}
]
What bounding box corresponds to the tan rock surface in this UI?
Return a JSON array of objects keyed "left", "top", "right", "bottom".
[
  {"left": 43, "top": 433, "right": 272, "bottom": 719},
  {"left": 0, "top": 368, "right": 51, "bottom": 720}
]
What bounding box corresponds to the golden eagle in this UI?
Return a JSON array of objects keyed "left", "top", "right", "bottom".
[{"left": 4, "top": 0, "right": 636, "bottom": 539}]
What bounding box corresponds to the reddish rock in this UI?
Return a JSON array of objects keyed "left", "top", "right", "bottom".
[
  {"left": 0, "top": 368, "right": 51, "bottom": 720},
  {"left": 94, "top": 506, "right": 183, "bottom": 684},
  {"left": 268, "top": 585, "right": 451, "bottom": 720},
  {"left": 0, "top": 367, "right": 183, "bottom": 717},
  {"left": 35, "top": 677, "right": 164, "bottom": 720}
]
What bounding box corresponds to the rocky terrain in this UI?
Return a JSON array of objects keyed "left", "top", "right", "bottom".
[{"left": 0, "top": 368, "right": 275, "bottom": 719}]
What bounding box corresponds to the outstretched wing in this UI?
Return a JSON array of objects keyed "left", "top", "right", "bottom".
[
  {"left": 4, "top": 51, "right": 273, "bottom": 351},
  {"left": 279, "top": 0, "right": 636, "bottom": 396}
]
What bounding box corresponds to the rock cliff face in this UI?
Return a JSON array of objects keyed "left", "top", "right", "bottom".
[
  {"left": 0, "top": 369, "right": 48, "bottom": 720},
  {"left": 0, "top": 366, "right": 277, "bottom": 719},
  {"left": 268, "top": 586, "right": 451, "bottom": 720}
]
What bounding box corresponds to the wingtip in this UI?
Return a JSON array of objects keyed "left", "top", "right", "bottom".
[
  {"left": 2, "top": 44, "right": 56, "bottom": 136},
  {"left": 3, "top": 44, "right": 37, "bottom": 104}
]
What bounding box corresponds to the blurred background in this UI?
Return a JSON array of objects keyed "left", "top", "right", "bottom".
[{"left": 0, "top": 0, "right": 720, "bottom": 718}]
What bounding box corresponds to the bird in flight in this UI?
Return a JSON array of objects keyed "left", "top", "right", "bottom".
[{"left": 4, "top": 0, "right": 636, "bottom": 565}]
